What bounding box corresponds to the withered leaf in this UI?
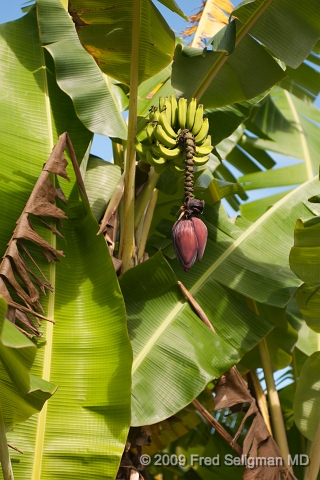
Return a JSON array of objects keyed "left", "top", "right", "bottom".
[
  {"left": 0, "top": 132, "right": 73, "bottom": 337},
  {"left": 214, "top": 367, "right": 297, "bottom": 480}
]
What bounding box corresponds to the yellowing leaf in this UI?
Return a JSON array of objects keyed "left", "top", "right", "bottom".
[{"left": 208, "top": 3, "right": 229, "bottom": 23}]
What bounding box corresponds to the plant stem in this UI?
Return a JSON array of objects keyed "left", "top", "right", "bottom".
[
  {"left": 191, "top": 0, "right": 274, "bottom": 101},
  {"left": 292, "top": 348, "right": 306, "bottom": 455},
  {"left": 258, "top": 338, "right": 292, "bottom": 471},
  {"left": 0, "top": 405, "right": 14, "bottom": 480},
  {"left": 134, "top": 169, "right": 160, "bottom": 230},
  {"left": 119, "top": 0, "right": 141, "bottom": 273},
  {"left": 245, "top": 298, "right": 292, "bottom": 469},
  {"left": 304, "top": 422, "right": 320, "bottom": 480},
  {"left": 250, "top": 369, "right": 272, "bottom": 435},
  {"left": 137, "top": 188, "right": 158, "bottom": 261}
]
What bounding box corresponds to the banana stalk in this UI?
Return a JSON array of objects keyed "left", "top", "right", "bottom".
[{"left": 119, "top": 0, "right": 141, "bottom": 273}]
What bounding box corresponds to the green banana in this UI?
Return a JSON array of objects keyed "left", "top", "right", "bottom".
[
  {"left": 193, "top": 155, "right": 210, "bottom": 166},
  {"left": 153, "top": 124, "right": 177, "bottom": 148},
  {"left": 146, "top": 122, "right": 156, "bottom": 142},
  {"left": 163, "top": 97, "right": 172, "bottom": 125},
  {"left": 195, "top": 144, "right": 213, "bottom": 157},
  {"left": 186, "top": 98, "right": 197, "bottom": 131},
  {"left": 195, "top": 117, "right": 209, "bottom": 145},
  {"left": 150, "top": 107, "right": 160, "bottom": 122},
  {"left": 170, "top": 94, "right": 178, "bottom": 128},
  {"left": 170, "top": 162, "right": 184, "bottom": 173},
  {"left": 158, "top": 111, "right": 177, "bottom": 139},
  {"left": 178, "top": 97, "right": 187, "bottom": 129},
  {"left": 159, "top": 97, "right": 165, "bottom": 111},
  {"left": 134, "top": 139, "right": 150, "bottom": 157},
  {"left": 202, "top": 134, "right": 212, "bottom": 147},
  {"left": 153, "top": 143, "right": 182, "bottom": 160},
  {"left": 146, "top": 150, "right": 166, "bottom": 166},
  {"left": 192, "top": 104, "right": 204, "bottom": 136}
]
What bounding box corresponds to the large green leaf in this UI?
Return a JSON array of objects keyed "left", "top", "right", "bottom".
[
  {"left": 68, "top": 0, "right": 176, "bottom": 86},
  {"left": 240, "top": 303, "right": 298, "bottom": 371},
  {"left": 151, "top": 179, "right": 320, "bottom": 310},
  {"left": 119, "top": 252, "right": 272, "bottom": 426},
  {"left": 205, "top": 91, "right": 270, "bottom": 146},
  {"left": 233, "top": 0, "right": 320, "bottom": 69},
  {"left": 236, "top": 87, "right": 320, "bottom": 219},
  {"left": 155, "top": 0, "right": 188, "bottom": 20},
  {"left": 279, "top": 60, "right": 320, "bottom": 103},
  {"left": 171, "top": 35, "right": 286, "bottom": 108},
  {"left": 0, "top": 298, "right": 56, "bottom": 431},
  {"left": 37, "top": 0, "right": 127, "bottom": 139},
  {"left": 290, "top": 215, "right": 320, "bottom": 285},
  {"left": 241, "top": 89, "right": 320, "bottom": 172},
  {"left": 293, "top": 351, "right": 320, "bottom": 441},
  {"left": 290, "top": 208, "right": 320, "bottom": 334},
  {"left": 0, "top": 10, "right": 131, "bottom": 479},
  {"left": 286, "top": 297, "right": 320, "bottom": 357}
]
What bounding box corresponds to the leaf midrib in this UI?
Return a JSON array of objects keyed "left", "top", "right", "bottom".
[
  {"left": 284, "top": 90, "right": 313, "bottom": 181},
  {"left": 31, "top": 11, "right": 55, "bottom": 480}
]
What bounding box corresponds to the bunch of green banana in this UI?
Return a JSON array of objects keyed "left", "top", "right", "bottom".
[{"left": 135, "top": 96, "right": 213, "bottom": 173}]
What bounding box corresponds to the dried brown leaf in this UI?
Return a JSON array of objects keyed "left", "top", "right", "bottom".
[
  {"left": 214, "top": 367, "right": 297, "bottom": 480},
  {"left": 0, "top": 132, "right": 72, "bottom": 336}
]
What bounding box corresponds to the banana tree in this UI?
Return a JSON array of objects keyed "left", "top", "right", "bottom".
[{"left": 1, "top": 0, "right": 320, "bottom": 479}]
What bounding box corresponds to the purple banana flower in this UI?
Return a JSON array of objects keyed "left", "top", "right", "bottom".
[{"left": 172, "top": 217, "right": 208, "bottom": 272}]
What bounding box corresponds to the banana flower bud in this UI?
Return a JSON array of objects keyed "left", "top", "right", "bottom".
[{"left": 172, "top": 217, "right": 208, "bottom": 272}]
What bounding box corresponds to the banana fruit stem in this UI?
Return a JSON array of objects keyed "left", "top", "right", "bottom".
[
  {"left": 119, "top": 0, "right": 141, "bottom": 273},
  {"left": 0, "top": 405, "right": 14, "bottom": 480}
]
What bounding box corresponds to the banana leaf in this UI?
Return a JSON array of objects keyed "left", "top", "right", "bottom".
[
  {"left": 233, "top": 0, "right": 320, "bottom": 69},
  {"left": 151, "top": 175, "right": 320, "bottom": 308},
  {"left": 0, "top": 10, "right": 131, "bottom": 479},
  {"left": 286, "top": 297, "right": 320, "bottom": 357},
  {"left": 119, "top": 252, "right": 272, "bottom": 426},
  {"left": 171, "top": 35, "right": 286, "bottom": 108},
  {"left": 293, "top": 351, "right": 320, "bottom": 441},
  {"left": 68, "top": 0, "right": 176, "bottom": 86},
  {"left": 37, "top": 0, "right": 128, "bottom": 139},
  {"left": 0, "top": 297, "right": 56, "bottom": 431},
  {"left": 237, "top": 87, "right": 320, "bottom": 219},
  {"left": 290, "top": 206, "right": 320, "bottom": 334},
  {"left": 156, "top": 0, "right": 187, "bottom": 20}
]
